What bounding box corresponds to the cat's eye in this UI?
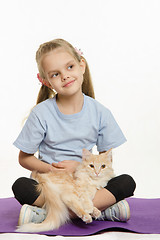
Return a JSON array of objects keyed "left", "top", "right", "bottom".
[
  {"left": 101, "top": 164, "right": 106, "bottom": 169},
  {"left": 89, "top": 164, "right": 94, "bottom": 168}
]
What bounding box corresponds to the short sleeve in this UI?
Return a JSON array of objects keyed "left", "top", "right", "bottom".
[
  {"left": 13, "top": 111, "right": 46, "bottom": 154},
  {"left": 96, "top": 109, "right": 126, "bottom": 152}
]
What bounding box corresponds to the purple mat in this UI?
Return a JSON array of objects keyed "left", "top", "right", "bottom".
[{"left": 0, "top": 197, "right": 160, "bottom": 235}]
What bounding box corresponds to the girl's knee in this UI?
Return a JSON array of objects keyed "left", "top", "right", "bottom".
[
  {"left": 12, "top": 177, "right": 28, "bottom": 195},
  {"left": 119, "top": 174, "right": 136, "bottom": 193},
  {"left": 105, "top": 174, "right": 136, "bottom": 202},
  {"left": 12, "top": 177, "right": 39, "bottom": 205}
]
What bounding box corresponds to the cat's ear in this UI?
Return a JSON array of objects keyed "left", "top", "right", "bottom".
[
  {"left": 82, "top": 149, "right": 91, "bottom": 160},
  {"left": 104, "top": 148, "right": 112, "bottom": 162}
]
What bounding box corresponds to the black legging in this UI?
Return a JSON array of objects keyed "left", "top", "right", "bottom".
[{"left": 12, "top": 174, "right": 136, "bottom": 206}]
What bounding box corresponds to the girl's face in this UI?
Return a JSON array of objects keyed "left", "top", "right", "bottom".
[{"left": 42, "top": 48, "right": 85, "bottom": 97}]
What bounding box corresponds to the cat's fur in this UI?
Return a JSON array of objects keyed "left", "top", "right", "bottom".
[{"left": 17, "top": 148, "right": 115, "bottom": 232}]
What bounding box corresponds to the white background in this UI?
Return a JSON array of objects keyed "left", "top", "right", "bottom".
[{"left": 0, "top": 0, "right": 160, "bottom": 199}]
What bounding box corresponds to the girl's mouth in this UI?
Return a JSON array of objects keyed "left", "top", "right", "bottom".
[{"left": 63, "top": 80, "right": 75, "bottom": 88}]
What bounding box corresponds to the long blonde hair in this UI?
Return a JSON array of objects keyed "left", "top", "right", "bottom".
[{"left": 36, "top": 39, "right": 95, "bottom": 104}]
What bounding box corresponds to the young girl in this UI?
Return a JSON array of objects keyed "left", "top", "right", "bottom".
[{"left": 12, "top": 39, "right": 136, "bottom": 226}]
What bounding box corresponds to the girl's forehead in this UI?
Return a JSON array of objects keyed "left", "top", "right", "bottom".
[
  {"left": 43, "top": 48, "right": 75, "bottom": 62},
  {"left": 42, "top": 48, "right": 77, "bottom": 71}
]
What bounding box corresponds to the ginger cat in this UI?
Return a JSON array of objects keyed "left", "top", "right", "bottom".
[{"left": 17, "top": 148, "right": 115, "bottom": 232}]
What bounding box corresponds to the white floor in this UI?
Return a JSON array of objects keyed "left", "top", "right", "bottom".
[{"left": 0, "top": 232, "right": 160, "bottom": 240}]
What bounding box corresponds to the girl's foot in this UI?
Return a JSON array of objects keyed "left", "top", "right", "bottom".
[
  {"left": 98, "top": 200, "right": 130, "bottom": 222},
  {"left": 18, "top": 204, "right": 46, "bottom": 226}
]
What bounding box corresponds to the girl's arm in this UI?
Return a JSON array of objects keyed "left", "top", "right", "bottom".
[
  {"left": 19, "top": 151, "right": 58, "bottom": 173},
  {"left": 19, "top": 151, "right": 79, "bottom": 174}
]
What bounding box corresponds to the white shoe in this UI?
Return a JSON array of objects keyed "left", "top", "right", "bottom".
[
  {"left": 18, "top": 204, "right": 46, "bottom": 226},
  {"left": 98, "top": 200, "right": 130, "bottom": 222}
]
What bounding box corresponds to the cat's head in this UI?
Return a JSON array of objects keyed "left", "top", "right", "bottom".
[{"left": 81, "top": 149, "right": 113, "bottom": 178}]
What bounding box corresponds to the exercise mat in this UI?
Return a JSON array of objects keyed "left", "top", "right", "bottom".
[{"left": 0, "top": 197, "right": 160, "bottom": 235}]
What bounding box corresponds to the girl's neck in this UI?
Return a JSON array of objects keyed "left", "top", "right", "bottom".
[{"left": 56, "top": 91, "right": 84, "bottom": 115}]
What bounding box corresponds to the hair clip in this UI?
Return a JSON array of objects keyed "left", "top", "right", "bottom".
[{"left": 75, "top": 47, "right": 83, "bottom": 56}]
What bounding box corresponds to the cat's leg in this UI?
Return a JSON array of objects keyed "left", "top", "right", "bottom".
[
  {"left": 80, "top": 195, "right": 94, "bottom": 214},
  {"left": 92, "top": 207, "right": 101, "bottom": 219},
  {"left": 62, "top": 195, "right": 92, "bottom": 223},
  {"left": 81, "top": 194, "right": 101, "bottom": 219}
]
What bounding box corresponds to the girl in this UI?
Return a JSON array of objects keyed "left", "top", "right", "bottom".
[{"left": 12, "top": 39, "right": 136, "bottom": 226}]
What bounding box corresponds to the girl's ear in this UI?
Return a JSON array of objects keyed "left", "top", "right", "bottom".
[
  {"left": 82, "top": 148, "right": 91, "bottom": 160},
  {"left": 79, "top": 58, "right": 86, "bottom": 74},
  {"left": 37, "top": 73, "right": 53, "bottom": 89}
]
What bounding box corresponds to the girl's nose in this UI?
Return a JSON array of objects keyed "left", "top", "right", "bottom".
[
  {"left": 61, "top": 72, "right": 70, "bottom": 81},
  {"left": 63, "top": 76, "right": 69, "bottom": 81}
]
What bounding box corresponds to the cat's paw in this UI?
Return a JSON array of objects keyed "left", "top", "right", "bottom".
[
  {"left": 82, "top": 214, "right": 92, "bottom": 224},
  {"left": 86, "top": 207, "right": 94, "bottom": 214},
  {"left": 92, "top": 207, "right": 101, "bottom": 219}
]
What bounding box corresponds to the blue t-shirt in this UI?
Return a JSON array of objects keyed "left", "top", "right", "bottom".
[{"left": 13, "top": 95, "right": 126, "bottom": 164}]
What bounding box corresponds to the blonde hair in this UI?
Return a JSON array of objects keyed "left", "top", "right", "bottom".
[{"left": 36, "top": 39, "right": 95, "bottom": 104}]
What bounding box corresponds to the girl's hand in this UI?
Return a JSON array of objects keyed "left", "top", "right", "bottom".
[{"left": 52, "top": 160, "right": 80, "bottom": 174}]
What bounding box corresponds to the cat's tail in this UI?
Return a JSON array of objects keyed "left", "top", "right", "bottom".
[{"left": 16, "top": 173, "right": 69, "bottom": 233}]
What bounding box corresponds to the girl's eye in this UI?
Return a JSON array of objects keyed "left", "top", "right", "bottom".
[
  {"left": 101, "top": 164, "right": 106, "bottom": 169},
  {"left": 51, "top": 73, "right": 58, "bottom": 78},
  {"left": 68, "top": 65, "right": 73, "bottom": 70},
  {"left": 89, "top": 164, "right": 94, "bottom": 168}
]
